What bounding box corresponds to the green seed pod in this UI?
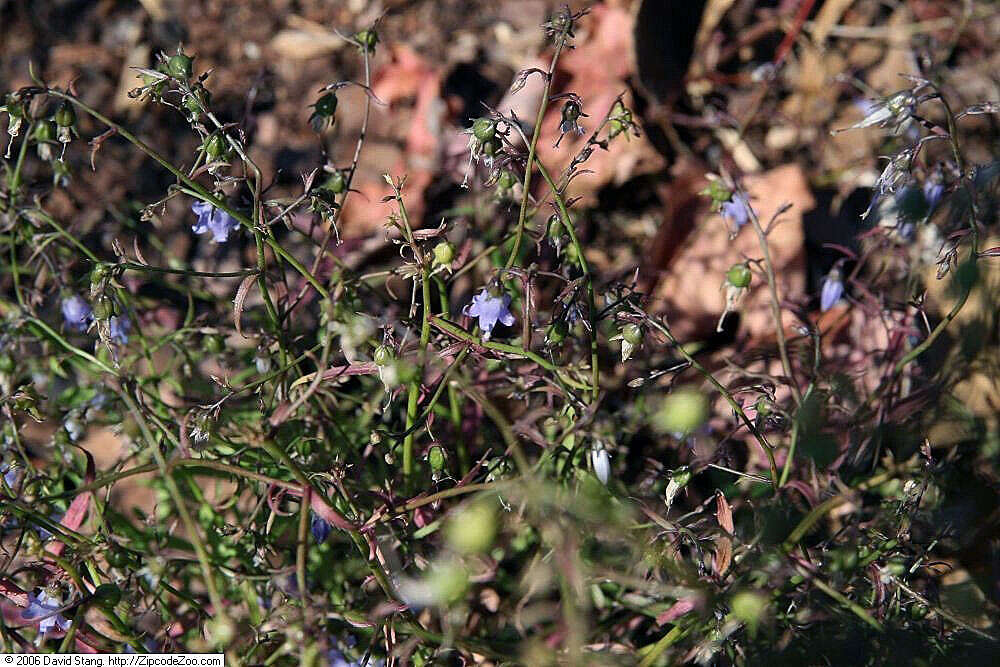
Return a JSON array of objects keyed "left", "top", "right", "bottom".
[
  {"left": 726, "top": 263, "right": 752, "bottom": 288},
  {"left": 92, "top": 583, "right": 122, "bottom": 607},
  {"left": 432, "top": 241, "right": 455, "bottom": 266},
  {"left": 354, "top": 28, "right": 379, "bottom": 51},
  {"left": 204, "top": 134, "right": 227, "bottom": 159},
  {"left": 167, "top": 53, "right": 194, "bottom": 79},
  {"left": 622, "top": 323, "right": 643, "bottom": 346},
  {"left": 314, "top": 93, "right": 338, "bottom": 118},
  {"left": 472, "top": 117, "right": 495, "bottom": 142},
  {"left": 428, "top": 445, "right": 446, "bottom": 472},
  {"left": 54, "top": 103, "right": 76, "bottom": 128}
]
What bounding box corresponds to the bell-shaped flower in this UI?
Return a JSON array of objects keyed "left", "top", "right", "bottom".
[
  {"left": 191, "top": 201, "right": 240, "bottom": 243},
  {"left": 464, "top": 289, "right": 514, "bottom": 340}
]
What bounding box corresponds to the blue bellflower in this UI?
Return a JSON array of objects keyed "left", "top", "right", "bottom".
[
  {"left": 109, "top": 316, "right": 130, "bottom": 345},
  {"left": 820, "top": 270, "right": 844, "bottom": 312},
  {"left": 311, "top": 513, "right": 332, "bottom": 543},
  {"left": 1, "top": 463, "right": 19, "bottom": 489},
  {"left": 464, "top": 289, "right": 514, "bottom": 340},
  {"left": 720, "top": 193, "right": 751, "bottom": 232},
  {"left": 61, "top": 295, "right": 92, "bottom": 332},
  {"left": 923, "top": 180, "right": 944, "bottom": 210},
  {"left": 191, "top": 202, "right": 240, "bottom": 243},
  {"left": 21, "top": 590, "right": 70, "bottom": 635}
]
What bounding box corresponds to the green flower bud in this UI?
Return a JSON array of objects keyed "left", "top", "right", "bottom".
[
  {"left": 445, "top": 502, "right": 497, "bottom": 554},
  {"left": 497, "top": 170, "right": 517, "bottom": 190},
  {"left": 34, "top": 121, "right": 56, "bottom": 142},
  {"left": 546, "top": 320, "right": 568, "bottom": 345},
  {"left": 622, "top": 323, "right": 643, "bottom": 346},
  {"left": 472, "top": 117, "right": 495, "bottom": 142},
  {"left": 754, "top": 397, "right": 771, "bottom": 418},
  {"left": 355, "top": 28, "right": 379, "bottom": 51},
  {"left": 432, "top": 241, "right": 455, "bottom": 266},
  {"left": 93, "top": 296, "right": 115, "bottom": 320},
  {"left": 183, "top": 88, "right": 209, "bottom": 115},
  {"left": 314, "top": 93, "right": 338, "bottom": 118},
  {"left": 373, "top": 344, "right": 394, "bottom": 366},
  {"left": 92, "top": 583, "right": 122, "bottom": 607},
  {"left": 167, "top": 53, "right": 194, "bottom": 80},
  {"left": 323, "top": 169, "right": 347, "bottom": 194},
  {"left": 202, "top": 334, "right": 225, "bottom": 354},
  {"left": 547, "top": 215, "right": 563, "bottom": 239},
  {"left": 89, "top": 263, "right": 108, "bottom": 289},
  {"left": 428, "top": 445, "right": 446, "bottom": 473},
  {"left": 204, "top": 134, "right": 227, "bottom": 160},
  {"left": 726, "top": 263, "right": 752, "bottom": 288},
  {"left": 54, "top": 103, "right": 76, "bottom": 128}
]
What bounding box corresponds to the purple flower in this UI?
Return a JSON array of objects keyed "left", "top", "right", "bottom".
[
  {"left": 923, "top": 180, "right": 944, "bottom": 210},
  {"left": 1, "top": 463, "right": 19, "bottom": 489},
  {"left": 311, "top": 513, "right": 332, "bottom": 543},
  {"left": 191, "top": 201, "right": 240, "bottom": 243},
  {"left": 463, "top": 289, "right": 514, "bottom": 340},
  {"left": 61, "top": 295, "right": 92, "bottom": 332},
  {"left": 820, "top": 270, "right": 844, "bottom": 312},
  {"left": 720, "top": 192, "right": 752, "bottom": 232},
  {"left": 21, "top": 590, "right": 70, "bottom": 635},
  {"left": 109, "top": 316, "right": 130, "bottom": 345}
]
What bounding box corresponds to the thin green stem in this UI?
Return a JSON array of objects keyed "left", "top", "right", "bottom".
[
  {"left": 640, "top": 310, "right": 779, "bottom": 488},
  {"left": 505, "top": 39, "right": 566, "bottom": 269},
  {"left": 45, "top": 89, "right": 327, "bottom": 298}
]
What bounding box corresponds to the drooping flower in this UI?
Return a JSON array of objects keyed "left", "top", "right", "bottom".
[
  {"left": 191, "top": 201, "right": 240, "bottom": 243},
  {"left": 1, "top": 463, "right": 19, "bottom": 489},
  {"left": 844, "top": 91, "right": 916, "bottom": 135},
  {"left": 720, "top": 192, "right": 752, "bottom": 232},
  {"left": 820, "top": 269, "right": 844, "bottom": 312},
  {"left": 463, "top": 289, "right": 514, "bottom": 340},
  {"left": 311, "top": 513, "right": 332, "bottom": 543},
  {"left": 61, "top": 295, "right": 92, "bottom": 332},
  {"left": 591, "top": 447, "right": 610, "bottom": 485},
  {"left": 109, "top": 316, "right": 130, "bottom": 345},
  {"left": 923, "top": 179, "right": 944, "bottom": 211},
  {"left": 21, "top": 590, "right": 70, "bottom": 635}
]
